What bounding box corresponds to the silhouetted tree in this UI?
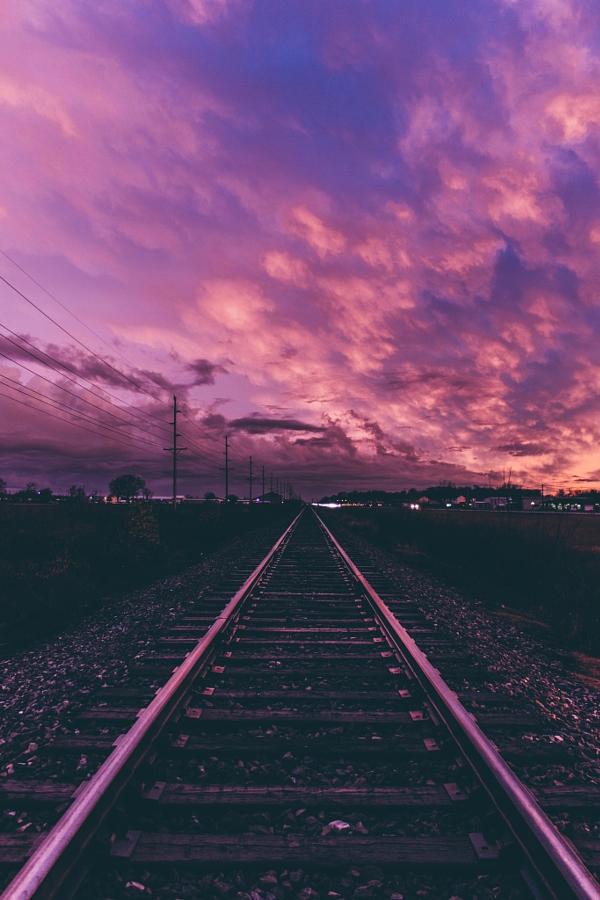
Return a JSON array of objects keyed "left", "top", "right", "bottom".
[
  {"left": 0, "top": 477, "right": 6, "bottom": 497},
  {"left": 109, "top": 474, "right": 146, "bottom": 502},
  {"left": 69, "top": 485, "right": 87, "bottom": 502},
  {"left": 142, "top": 486, "right": 154, "bottom": 501},
  {"left": 204, "top": 491, "right": 217, "bottom": 500}
]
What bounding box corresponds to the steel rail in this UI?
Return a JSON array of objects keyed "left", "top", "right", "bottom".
[
  {"left": 315, "top": 510, "right": 600, "bottom": 900},
  {"left": 2, "top": 510, "right": 304, "bottom": 900}
]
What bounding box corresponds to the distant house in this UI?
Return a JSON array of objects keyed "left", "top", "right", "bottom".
[
  {"left": 472, "top": 497, "right": 505, "bottom": 510},
  {"left": 257, "top": 491, "right": 282, "bottom": 503}
]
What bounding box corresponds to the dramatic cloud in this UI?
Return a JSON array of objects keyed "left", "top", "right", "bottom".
[
  {"left": 229, "top": 416, "right": 326, "bottom": 434},
  {"left": 2, "top": 0, "right": 600, "bottom": 495},
  {"left": 187, "top": 358, "right": 227, "bottom": 386}
]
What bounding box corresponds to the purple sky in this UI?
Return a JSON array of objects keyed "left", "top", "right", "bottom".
[{"left": 2, "top": 0, "right": 600, "bottom": 497}]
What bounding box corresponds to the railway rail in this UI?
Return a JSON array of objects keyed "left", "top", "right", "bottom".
[{"left": 1, "top": 507, "right": 599, "bottom": 900}]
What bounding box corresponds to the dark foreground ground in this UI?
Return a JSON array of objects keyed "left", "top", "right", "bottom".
[
  {"left": 321, "top": 507, "right": 600, "bottom": 657},
  {"left": 1, "top": 509, "right": 599, "bottom": 900},
  {"left": 0, "top": 502, "right": 296, "bottom": 651}
]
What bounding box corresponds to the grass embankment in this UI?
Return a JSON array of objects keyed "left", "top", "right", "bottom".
[
  {"left": 323, "top": 508, "right": 600, "bottom": 655},
  {"left": 0, "top": 502, "right": 295, "bottom": 649}
]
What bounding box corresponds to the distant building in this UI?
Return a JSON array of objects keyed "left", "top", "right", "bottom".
[{"left": 257, "top": 491, "right": 281, "bottom": 503}]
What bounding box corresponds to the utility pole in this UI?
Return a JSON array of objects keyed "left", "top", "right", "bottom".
[
  {"left": 248, "top": 456, "right": 253, "bottom": 505},
  {"left": 262, "top": 466, "right": 265, "bottom": 502},
  {"left": 219, "top": 436, "right": 232, "bottom": 504},
  {"left": 164, "top": 395, "right": 187, "bottom": 508},
  {"left": 270, "top": 474, "right": 273, "bottom": 497}
]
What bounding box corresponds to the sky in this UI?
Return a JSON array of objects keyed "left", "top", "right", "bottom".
[{"left": 2, "top": 0, "right": 600, "bottom": 498}]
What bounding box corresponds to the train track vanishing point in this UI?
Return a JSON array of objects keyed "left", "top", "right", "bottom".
[{"left": 1, "top": 508, "right": 599, "bottom": 900}]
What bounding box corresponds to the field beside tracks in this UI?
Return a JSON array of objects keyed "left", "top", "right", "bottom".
[
  {"left": 0, "top": 502, "right": 293, "bottom": 649},
  {"left": 324, "top": 507, "right": 600, "bottom": 654}
]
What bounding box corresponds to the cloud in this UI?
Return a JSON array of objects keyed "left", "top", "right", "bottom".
[
  {"left": 3, "top": 0, "right": 600, "bottom": 494},
  {"left": 187, "top": 358, "right": 227, "bottom": 385},
  {"left": 495, "top": 441, "right": 551, "bottom": 457},
  {"left": 229, "top": 416, "right": 326, "bottom": 434}
]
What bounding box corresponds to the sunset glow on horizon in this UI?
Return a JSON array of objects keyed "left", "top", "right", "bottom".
[{"left": 2, "top": 0, "right": 600, "bottom": 497}]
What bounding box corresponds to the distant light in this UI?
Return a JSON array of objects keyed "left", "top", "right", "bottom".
[
  {"left": 531, "top": 501, "right": 535, "bottom": 506},
  {"left": 446, "top": 503, "right": 452, "bottom": 508}
]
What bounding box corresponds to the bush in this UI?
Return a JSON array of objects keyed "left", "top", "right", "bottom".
[
  {"left": 323, "top": 508, "right": 600, "bottom": 653},
  {"left": 0, "top": 503, "right": 294, "bottom": 648}
]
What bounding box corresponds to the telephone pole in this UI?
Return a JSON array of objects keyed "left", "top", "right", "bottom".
[
  {"left": 164, "top": 395, "right": 186, "bottom": 508},
  {"left": 248, "top": 455, "right": 253, "bottom": 505},
  {"left": 262, "top": 466, "right": 265, "bottom": 502},
  {"left": 220, "top": 436, "right": 231, "bottom": 504}
]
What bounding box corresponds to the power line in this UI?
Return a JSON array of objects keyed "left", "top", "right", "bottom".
[
  {"left": 0, "top": 248, "right": 140, "bottom": 370},
  {"left": 0, "top": 324, "right": 224, "bottom": 466},
  {"left": 0, "top": 267, "right": 246, "bottom": 469},
  {"left": 0, "top": 324, "right": 173, "bottom": 438},
  {"left": 0, "top": 272, "right": 160, "bottom": 398},
  {"left": 0, "top": 254, "right": 238, "bottom": 458},
  {"left": 0, "top": 348, "right": 169, "bottom": 443},
  {"left": 0, "top": 373, "right": 166, "bottom": 452},
  {"left": 0, "top": 385, "right": 165, "bottom": 455},
  {"left": 0, "top": 268, "right": 235, "bottom": 460}
]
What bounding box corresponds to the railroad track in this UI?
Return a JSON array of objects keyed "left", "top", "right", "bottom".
[{"left": 1, "top": 508, "right": 599, "bottom": 899}]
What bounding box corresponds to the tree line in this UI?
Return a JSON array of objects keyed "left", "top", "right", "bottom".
[{"left": 0, "top": 474, "right": 152, "bottom": 503}]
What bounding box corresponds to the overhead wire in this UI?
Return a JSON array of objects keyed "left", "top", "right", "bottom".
[
  {"left": 0, "top": 248, "right": 141, "bottom": 370},
  {"left": 0, "top": 385, "right": 165, "bottom": 455},
  {"left": 0, "top": 258, "right": 247, "bottom": 470},
  {"left": 0, "top": 326, "right": 223, "bottom": 467},
  {"left": 0, "top": 254, "right": 242, "bottom": 456},
  {"left": 0, "top": 375, "right": 219, "bottom": 477},
  {"left": 0, "top": 322, "right": 226, "bottom": 466},
  {"left": 0, "top": 348, "right": 172, "bottom": 443},
  {"left": 0, "top": 323, "right": 173, "bottom": 439},
  {"left": 0, "top": 266, "right": 231, "bottom": 458},
  {"left": 0, "top": 373, "right": 166, "bottom": 452}
]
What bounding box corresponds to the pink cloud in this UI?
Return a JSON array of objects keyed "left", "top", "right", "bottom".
[{"left": 2, "top": 0, "right": 600, "bottom": 496}]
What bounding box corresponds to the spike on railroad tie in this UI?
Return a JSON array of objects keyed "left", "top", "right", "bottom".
[
  {"left": 172, "top": 734, "right": 189, "bottom": 749},
  {"left": 469, "top": 832, "right": 500, "bottom": 861},
  {"left": 444, "top": 783, "right": 468, "bottom": 802},
  {"left": 423, "top": 738, "right": 440, "bottom": 752},
  {"left": 212, "top": 666, "right": 225, "bottom": 674},
  {"left": 203, "top": 687, "right": 215, "bottom": 696},
  {"left": 142, "top": 781, "right": 166, "bottom": 802},
  {"left": 409, "top": 710, "right": 425, "bottom": 721},
  {"left": 398, "top": 689, "right": 411, "bottom": 698},
  {"left": 185, "top": 708, "right": 203, "bottom": 719},
  {"left": 110, "top": 829, "right": 142, "bottom": 859}
]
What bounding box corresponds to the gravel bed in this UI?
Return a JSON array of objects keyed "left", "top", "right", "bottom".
[
  {"left": 325, "top": 520, "right": 600, "bottom": 848},
  {"left": 84, "top": 864, "right": 529, "bottom": 900},
  {"left": 0, "top": 520, "right": 289, "bottom": 781},
  {"left": 327, "top": 522, "right": 600, "bottom": 764},
  {"left": 2, "top": 512, "right": 596, "bottom": 899}
]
